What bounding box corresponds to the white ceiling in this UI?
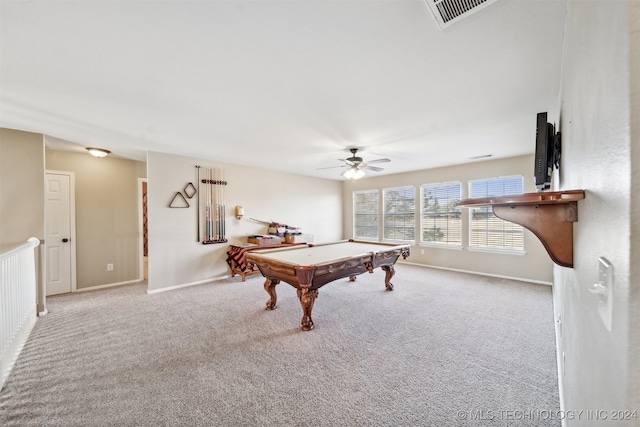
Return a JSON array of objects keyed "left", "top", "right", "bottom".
[{"left": 0, "top": 0, "right": 567, "bottom": 180}]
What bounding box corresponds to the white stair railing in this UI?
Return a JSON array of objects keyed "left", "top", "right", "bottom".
[{"left": 0, "top": 237, "right": 40, "bottom": 390}]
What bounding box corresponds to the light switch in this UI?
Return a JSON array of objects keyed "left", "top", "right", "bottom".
[{"left": 589, "top": 257, "right": 613, "bottom": 331}]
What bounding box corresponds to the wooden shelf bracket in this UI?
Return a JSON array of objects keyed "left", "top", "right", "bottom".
[{"left": 457, "top": 190, "right": 585, "bottom": 268}]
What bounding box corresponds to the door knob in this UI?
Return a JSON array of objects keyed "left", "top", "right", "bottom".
[{"left": 62, "top": 238, "right": 69, "bottom": 242}]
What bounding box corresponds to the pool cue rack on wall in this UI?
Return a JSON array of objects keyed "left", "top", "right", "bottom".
[{"left": 197, "top": 166, "right": 228, "bottom": 244}]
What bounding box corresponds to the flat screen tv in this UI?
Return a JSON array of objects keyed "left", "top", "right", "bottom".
[{"left": 534, "top": 112, "right": 560, "bottom": 191}]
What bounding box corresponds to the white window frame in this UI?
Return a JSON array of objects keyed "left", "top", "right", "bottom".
[
  {"left": 420, "top": 181, "right": 462, "bottom": 248},
  {"left": 468, "top": 176, "right": 525, "bottom": 253},
  {"left": 353, "top": 189, "right": 379, "bottom": 241},
  {"left": 382, "top": 185, "right": 416, "bottom": 243}
]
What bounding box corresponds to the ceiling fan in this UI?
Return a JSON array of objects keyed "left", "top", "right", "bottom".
[{"left": 318, "top": 148, "right": 390, "bottom": 179}]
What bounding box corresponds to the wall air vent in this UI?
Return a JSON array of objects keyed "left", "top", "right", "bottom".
[{"left": 425, "top": 0, "right": 499, "bottom": 30}]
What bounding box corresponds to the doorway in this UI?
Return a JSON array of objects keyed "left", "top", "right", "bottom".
[
  {"left": 139, "top": 178, "right": 148, "bottom": 281},
  {"left": 45, "top": 171, "right": 76, "bottom": 295}
]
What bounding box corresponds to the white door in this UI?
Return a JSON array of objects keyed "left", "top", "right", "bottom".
[{"left": 45, "top": 172, "right": 75, "bottom": 295}]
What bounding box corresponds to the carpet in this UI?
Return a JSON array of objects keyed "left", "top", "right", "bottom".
[{"left": 0, "top": 264, "right": 560, "bottom": 426}]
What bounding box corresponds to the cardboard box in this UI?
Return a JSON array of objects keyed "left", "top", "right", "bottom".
[
  {"left": 284, "top": 234, "right": 313, "bottom": 244},
  {"left": 247, "top": 236, "right": 284, "bottom": 246}
]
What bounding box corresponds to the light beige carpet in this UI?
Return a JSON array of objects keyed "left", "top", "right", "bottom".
[{"left": 0, "top": 264, "right": 560, "bottom": 426}]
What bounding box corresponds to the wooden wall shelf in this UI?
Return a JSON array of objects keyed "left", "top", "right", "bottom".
[{"left": 457, "top": 190, "right": 585, "bottom": 268}]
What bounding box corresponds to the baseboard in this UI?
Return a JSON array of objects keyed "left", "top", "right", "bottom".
[
  {"left": 551, "top": 284, "right": 567, "bottom": 427},
  {"left": 398, "top": 260, "right": 553, "bottom": 286},
  {"left": 74, "top": 279, "right": 141, "bottom": 293},
  {"left": 146, "top": 275, "right": 230, "bottom": 294}
]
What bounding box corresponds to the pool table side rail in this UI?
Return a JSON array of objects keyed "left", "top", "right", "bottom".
[
  {"left": 248, "top": 240, "right": 409, "bottom": 266},
  {"left": 246, "top": 243, "right": 410, "bottom": 290}
]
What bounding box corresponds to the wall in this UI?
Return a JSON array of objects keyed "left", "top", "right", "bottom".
[
  {"left": 630, "top": 0, "right": 640, "bottom": 412},
  {"left": 343, "top": 154, "right": 554, "bottom": 284},
  {"left": 555, "top": 0, "right": 639, "bottom": 423},
  {"left": 45, "top": 149, "right": 147, "bottom": 289},
  {"left": 146, "top": 151, "right": 343, "bottom": 292},
  {"left": 0, "top": 128, "right": 44, "bottom": 246}
]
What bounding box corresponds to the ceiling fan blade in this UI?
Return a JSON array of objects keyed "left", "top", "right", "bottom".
[
  {"left": 317, "top": 165, "right": 347, "bottom": 170},
  {"left": 362, "top": 165, "right": 384, "bottom": 172},
  {"left": 365, "top": 158, "right": 391, "bottom": 164}
]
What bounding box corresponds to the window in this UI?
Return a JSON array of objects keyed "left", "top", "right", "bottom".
[
  {"left": 469, "top": 176, "right": 524, "bottom": 250},
  {"left": 353, "top": 190, "right": 379, "bottom": 240},
  {"left": 420, "top": 182, "right": 462, "bottom": 246},
  {"left": 383, "top": 186, "right": 415, "bottom": 241}
]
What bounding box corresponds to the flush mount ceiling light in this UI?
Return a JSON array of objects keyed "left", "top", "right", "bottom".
[{"left": 86, "top": 147, "right": 111, "bottom": 158}]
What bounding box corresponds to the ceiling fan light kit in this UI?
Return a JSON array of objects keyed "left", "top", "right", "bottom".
[{"left": 343, "top": 167, "right": 366, "bottom": 180}]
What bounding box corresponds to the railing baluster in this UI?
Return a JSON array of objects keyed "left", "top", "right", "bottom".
[{"left": 0, "top": 237, "right": 40, "bottom": 390}]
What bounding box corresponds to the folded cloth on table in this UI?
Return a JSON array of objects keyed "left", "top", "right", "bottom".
[{"left": 226, "top": 244, "right": 288, "bottom": 272}]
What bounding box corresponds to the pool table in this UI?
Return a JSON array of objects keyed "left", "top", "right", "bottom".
[{"left": 245, "top": 239, "right": 411, "bottom": 331}]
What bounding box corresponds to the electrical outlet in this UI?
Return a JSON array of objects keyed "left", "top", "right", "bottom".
[
  {"left": 107, "top": 263, "right": 114, "bottom": 271},
  {"left": 420, "top": 249, "right": 424, "bottom": 255}
]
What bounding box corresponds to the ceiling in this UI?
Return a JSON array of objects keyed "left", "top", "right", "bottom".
[{"left": 0, "top": 0, "right": 567, "bottom": 180}]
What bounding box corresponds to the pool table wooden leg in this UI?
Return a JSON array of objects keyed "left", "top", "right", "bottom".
[
  {"left": 297, "top": 287, "right": 319, "bottom": 331},
  {"left": 264, "top": 278, "right": 280, "bottom": 310},
  {"left": 381, "top": 265, "right": 395, "bottom": 291}
]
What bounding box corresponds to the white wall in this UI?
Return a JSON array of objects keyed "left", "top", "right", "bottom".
[
  {"left": 343, "top": 154, "right": 554, "bottom": 284},
  {"left": 555, "top": 1, "right": 639, "bottom": 423},
  {"left": 146, "top": 151, "right": 343, "bottom": 292},
  {"left": 630, "top": 0, "right": 640, "bottom": 413}
]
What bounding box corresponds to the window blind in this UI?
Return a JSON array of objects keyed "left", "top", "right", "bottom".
[
  {"left": 353, "top": 190, "right": 379, "bottom": 240},
  {"left": 383, "top": 186, "right": 415, "bottom": 241},
  {"left": 469, "top": 176, "right": 524, "bottom": 250},
  {"left": 421, "top": 182, "right": 462, "bottom": 245}
]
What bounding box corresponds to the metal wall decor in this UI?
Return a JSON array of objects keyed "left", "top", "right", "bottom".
[
  {"left": 183, "top": 182, "right": 196, "bottom": 198},
  {"left": 168, "top": 182, "right": 196, "bottom": 208},
  {"left": 168, "top": 191, "right": 189, "bottom": 208}
]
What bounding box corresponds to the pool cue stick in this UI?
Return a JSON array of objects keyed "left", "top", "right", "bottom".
[
  {"left": 221, "top": 169, "right": 225, "bottom": 240},
  {"left": 218, "top": 168, "right": 222, "bottom": 240},
  {"left": 196, "top": 166, "right": 200, "bottom": 242},
  {"left": 211, "top": 168, "right": 220, "bottom": 240},
  {"left": 217, "top": 178, "right": 221, "bottom": 240},
  {"left": 214, "top": 169, "right": 217, "bottom": 239},
  {"left": 213, "top": 168, "right": 220, "bottom": 240},
  {"left": 210, "top": 168, "right": 213, "bottom": 241},
  {"left": 214, "top": 168, "right": 217, "bottom": 240},
  {"left": 220, "top": 169, "right": 225, "bottom": 240},
  {"left": 217, "top": 168, "right": 222, "bottom": 240},
  {"left": 205, "top": 168, "right": 211, "bottom": 241},
  {"left": 204, "top": 168, "right": 207, "bottom": 241}
]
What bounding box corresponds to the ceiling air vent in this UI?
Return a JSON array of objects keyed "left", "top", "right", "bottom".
[{"left": 425, "top": 0, "right": 499, "bottom": 30}]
